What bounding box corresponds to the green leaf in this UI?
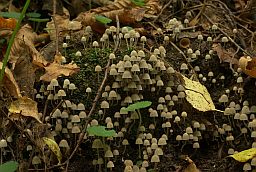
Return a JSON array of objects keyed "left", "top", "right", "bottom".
[
  {"left": 0, "top": 12, "right": 21, "bottom": 19},
  {"left": 28, "top": 18, "right": 49, "bottom": 22},
  {"left": 130, "top": 0, "right": 145, "bottom": 7},
  {"left": 95, "top": 15, "right": 112, "bottom": 25},
  {"left": 125, "top": 101, "right": 152, "bottom": 111},
  {"left": 43, "top": 137, "right": 62, "bottom": 164},
  {"left": 0, "top": 161, "right": 18, "bottom": 172},
  {"left": 87, "top": 126, "right": 116, "bottom": 137},
  {"left": 26, "top": 12, "right": 41, "bottom": 18}
]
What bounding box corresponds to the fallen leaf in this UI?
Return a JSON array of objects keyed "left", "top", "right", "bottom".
[
  {"left": 9, "top": 24, "right": 48, "bottom": 69},
  {"left": 212, "top": 44, "right": 239, "bottom": 65},
  {"left": 46, "top": 14, "right": 82, "bottom": 40},
  {"left": 178, "top": 73, "right": 218, "bottom": 112},
  {"left": 8, "top": 96, "right": 42, "bottom": 123},
  {"left": 230, "top": 148, "right": 256, "bottom": 162},
  {"left": 239, "top": 56, "right": 256, "bottom": 78},
  {"left": 183, "top": 157, "right": 200, "bottom": 172},
  {"left": 0, "top": 62, "right": 21, "bottom": 98},
  {"left": 40, "top": 62, "right": 80, "bottom": 82},
  {"left": 0, "top": 17, "right": 17, "bottom": 29},
  {"left": 43, "top": 137, "right": 62, "bottom": 164},
  {"left": 75, "top": 0, "right": 160, "bottom": 32}
]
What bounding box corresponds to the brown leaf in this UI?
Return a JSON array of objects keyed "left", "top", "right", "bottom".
[
  {"left": 183, "top": 156, "right": 200, "bottom": 172},
  {"left": 212, "top": 44, "right": 239, "bottom": 65},
  {"left": 0, "top": 62, "right": 21, "bottom": 98},
  {"left": 46, "top": 14, "right": 82, "bottom": 40},
  {"left": 40, "top": 62, "right": 80, "bottom": 82},
  {"left": 239, "top": 56, "right": 256, "bottom": 78},
  {"left": 0, "top": 17, "right": 17, "bottom": 29},
  {"left": 8, "top": 96, "right": 42, "bottom": 123},
  {"left": 75, "top": 0, "right": 160, "bottom": 31},
  {"left": 9, "top": 24, "right": 48, "bottom": 69}
]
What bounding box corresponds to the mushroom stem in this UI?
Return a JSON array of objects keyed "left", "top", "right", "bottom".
[{"left": 137, "top": 110, "right": 142, "bottom": 135}]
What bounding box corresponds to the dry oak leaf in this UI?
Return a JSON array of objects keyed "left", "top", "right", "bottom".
[
  {"left": 75, "top": 0, "right": 160, "bottom": 29},
  {"left": 46, "top": 14, "right": 82, "bottom": 40},
  {"left": 9, "top": 24, "right": 48, "bottom": 69},
  {"left": 239, "top": 56, "right": 256, "bottom": 78},
  {"left": 212, "top": 43, "right": 239, "bottom": 65},
  {"left": 40, "top": 62, "right": 80, "bottom": 82},
  {"left": 0, "top": 62, "right": 21, "bottom": 98},
  {"left": 8, "top": 96, "right": 42, "bottom": 123}
]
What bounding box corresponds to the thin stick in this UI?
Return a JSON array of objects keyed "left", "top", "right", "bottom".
[{"left": 52, "top": 0, "right": 59, "bottom": 55}]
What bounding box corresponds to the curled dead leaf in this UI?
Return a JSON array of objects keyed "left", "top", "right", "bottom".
[
  {"left": 0, "top": 62, "right": 21, "bottom": 98},
  {"left": 212, "top": 43, "right": 239, "bottom": 65},
  {"left": 46, "top": 15, "right": 82, "bottom": 40},
  {"left": 75, "top": 0, "right": 160, "bottom": 32},
  {"left": 9, "top": 24, "right": 48, "bottom": 69},
  {"left": 40, "top": 62, "right": 80, "bottom": 82},
  {"left": 239, "top": 56, "right": 256, "bottom": 78},
  {"left": 8, "top": 96, "right": 42, "bottom": 123}
]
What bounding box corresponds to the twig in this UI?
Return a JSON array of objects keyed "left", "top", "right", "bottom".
[
  {"left": 52, "top": 0, "right": 59, "bottom": 55},
  {"left": 153, "top": 1, "right": 173, "bottom": 23}
]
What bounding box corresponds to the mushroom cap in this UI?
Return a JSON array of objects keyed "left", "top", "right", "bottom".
[
  {"left": 105, "top": 149, "right": 114, "bottom": 158},
  {"left": 151, "top": 155, "right": 160, "bottom": 163},
  {"left": 71, "top": 126, "right": 81, "bottom": 133},
  {"left": 71, "top": 115, "right": 80, "bottom": 123},
  {"left": 107, "top": 161, "right": 114, "bottom": 168},
  {"left": 122, "top": 71, "right": 132, "bottom": 79},
  {"left": 101, "top": 100, "right": 109, "bottom": 109},
  {"left": 59, "top": 139, "right": 70, "bottom": 148},
  {"left": 32, "top": 156, "right": 41, "bottom": 165}
]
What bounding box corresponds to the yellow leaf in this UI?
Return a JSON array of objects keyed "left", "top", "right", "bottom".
[
  {"left": 43, "top": 137, "right": 62, "bottom": 164},
  {"left": 179, "top": 73, "right": 219, "bottom": 112},
  {"left": 8, "top": 96, "right": 42, "bottom": 123},
  {"left": 230, "top": 148, "right": 256, "bottom": 162}
]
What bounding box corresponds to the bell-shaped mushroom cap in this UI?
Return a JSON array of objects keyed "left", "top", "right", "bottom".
[
  {"left": 71, "top": 126, "right": 81, "bottom": 133},
  {"left": 107, "top": 161, "right": 114, "bottom": 168},
  {"left": 151, "top": 155, "right": 160, "bottom": 163},
  {"left": 193, "top": 142, "right": 200, "bottom": 149},
  {"left": 68, "top": 83, "right": 76, "bottom": 90},
  {"left": 243, "top": 163, "right": 251, "bottom": 171},
  {"left": 59, "top": 139, "right": 70, "bottom": 148},
  {"left": 32, "top": 156, "right": 41, "bottom": 165},
  {"left": 135, "top": 138, "right": 143, "bottom": 144},
  {"left": 57, "top": 89, "right": 66, "bottom": 97},
  {"left": 122, "top": 139, "right": 129, "bottom": 145},
  {"left": 158, "top": 138, "right": 167, "bottom": 146},
  {"left": 105, "top": 149, "right": 114, "bottom": 158},
  {"left": 77, "top": 103, "right": 85, "bottom": 110},
  {"left": 79, "top": 111, "right": 87, "bottom": 119},
  {"left": 71, "top": 115, "right": 80, "bottom": 123},
  {"left": 92, "top": 139, "right": 103, "bottom": 149},
  {"left": 0, "top": 139, "right": 7, "bottom": 148},
  {"left": 182, "top": 133, "right": 189, "bottom": 140},
  {"left": 122, "top": 71, "right": 132, "bottom": 79},
  {"left": 95, "top": 65, "right": 102, "bottom": 72},
  {"left": 101, "top": 100, "right": 109, "bottom": 109},
  {"left": 131, "top": 64, "right": 140, "bottom": 72}
]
